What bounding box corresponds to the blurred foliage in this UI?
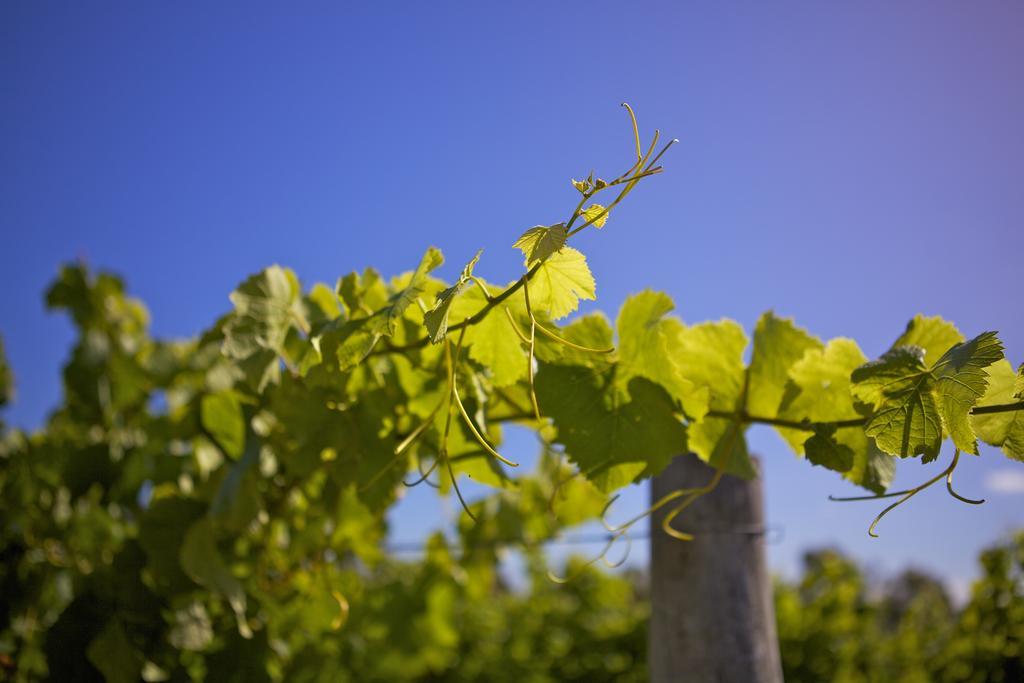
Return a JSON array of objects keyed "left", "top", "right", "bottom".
[
  {"left": 0, "top": 263, "right": 635, "bottom": 682},
  {"left": 775, "top": 534, "right": 1024, "bottom": 683},
  {"left": 1, "top": 258, "right": 1021, "bottom": 681}
]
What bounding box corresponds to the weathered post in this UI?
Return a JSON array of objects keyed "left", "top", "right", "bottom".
[{"left": 649, "top": 454, "right": 782, "bottom": 683}]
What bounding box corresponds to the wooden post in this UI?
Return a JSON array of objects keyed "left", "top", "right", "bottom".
[{"left": 649, "top": 454, "right": 782, "bottom": 683}]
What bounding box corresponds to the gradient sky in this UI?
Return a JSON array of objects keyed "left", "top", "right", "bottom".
[{"left": 2, "top": 2, "right": 1022, "bottom": 593}]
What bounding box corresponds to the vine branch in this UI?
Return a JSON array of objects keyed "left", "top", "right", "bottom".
[{"left": 704, "top": 401, "right": 1024, "bottom": 432}]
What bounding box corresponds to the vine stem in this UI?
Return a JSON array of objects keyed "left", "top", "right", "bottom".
[
  {"left": 369, "top": 107, "right": 667, "bottom": 358},
  {"left": 372, "top": 265, "right": 542, "bottom": 355},
  {"left": 703, "top": 401, "right": 1024, "bottom": 432}
]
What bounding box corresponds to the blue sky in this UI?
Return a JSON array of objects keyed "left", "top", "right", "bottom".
[{"left": 2, "top": 2, "right": 1022, "bottom": 591}]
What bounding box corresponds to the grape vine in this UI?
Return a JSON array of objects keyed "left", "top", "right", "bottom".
[{"left": 0, "top": 105, "right": 1022, "bottom": 680}]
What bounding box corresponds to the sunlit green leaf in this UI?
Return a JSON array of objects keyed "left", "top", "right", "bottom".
[
  {"left": 535, "top": 312, "right": 615, "bottom": 368},
  {"left": 851, "top": 346, "right": 942, "bottom": 461},
  {"left": 326, "top": 318, "right": 381, "bottom": 371},
  {"left": 423, "top": 250, "right": 482, "bottom": 343},
  {"left": 528, "top": 247, "right": 596, "bottom": 321},
  {"left": 670, "top": 319, "right": 755, "bottom": 478},
  {"left": 336, "top": 267, "right": 389, "bottom": 316},
  {"left": 778, "top": 337, "right": 867, "bottom": 449},
  {"left": 580, "top": 204, "right": 608, "bottom": 228},
  {"left": 200, "top": 391, "right": 245, "bottom": 459},
  {"left": 223, "top": 265, "right": 303, "bottom": 359},
  {"left": 513, "top": 224, "right": 568, "bottom": 265},
  {"left": 776, "top": 337, "right": 893, "bottom": 492},
  {"left": 972, "top": 359, "right": 1024, "bottom": 462},
  {"left": 616, "top": 291, "right": 708, "bottom": 420},
  {"left": 932, "top": 331, "right": 1004, "bottom": 454},
  {"left": 747, "top": 312, "right": 822, "bottom": 418},
  {"left": 383, "top": 246, "right": 444, "bottom": 335},
  {"left": 448, "top": 281, "right": 528, "bottom": 387},
  {"left": 892, "top": 314, "right": 963, "bottom": 367},
  {"left": 306, "top": 282, "right": 343, "bottom": 323}
]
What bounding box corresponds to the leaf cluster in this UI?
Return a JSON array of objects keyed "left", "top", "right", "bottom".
[{"left": 0, "top": 106, "right": 1021, "bottom": 680}]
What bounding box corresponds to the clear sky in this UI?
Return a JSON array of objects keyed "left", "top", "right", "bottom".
[{"left": 2, "top": 2, "right": 1022, "bottom": 594}]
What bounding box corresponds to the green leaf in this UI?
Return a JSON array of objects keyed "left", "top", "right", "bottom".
[
  {"left": 615, "top": 290, "right": 671, "bottom": 361},
  {"left": 305, "top": 282, "right": 343, "bottom": 323},
  {"left": 200, "top": 391, "right": 245, "bottom": 459},
  {"left": 325, "top": 319, "right": 382, "bottom": 371},
  {"left": 209, "top": 434, "right": 262, "bottom": 531},
  {"left": 747, "top": 312, "right": 822, "bottom": 418},
  {"left": 775, "top": 337, "right": 893, "bottom": 492},
  {"left": 672, "top": 319, "right": 748, "bottom": 411},
  {"left": 86, "top": 620, "right": 143, "bottom": 683},
  {"left": 803, "top": 425, "right": 855, "bottom": 473},
  {"left": 931, "top": 331, "right": 1004, "bottom": 454},
  {"left": 45, "top": 263, "right": 149, "bottom": 334},
  {"left": 671, "top": 319, "right": 755, "bottom": 478},
  {"left": 778, "top": 338, "right": 868, "bottom": 448},
  {"left": 615, "top": 291, "right": 708, "bottom": 420},
  {"left": 470, "top": 312, "right": 528, "bottom": 387},
  {"left": 180, "top": 518, "right": 252, "bottom": 638},
  {"left": 448, "top": 451, "right": 512, "bottom": 491},
  {"left": 972, "top": 360, "right": 1024, "bottom": 462},
  {"left": 336, "top": 267, "right": 389, "bottom": 316},
  {"left": 283, "top": 327, "right": 322, "bottom": 374},
  {"left": 423, "top": 250, "right": 482, "bottom": 343},
  {"left": 851, "top": 346, "right": 942, "bottom": 461},
  {"left": 892, "top": 314, "right": 964, "bottom": 367},
  {"left": 264, "top": 373, "right": 401, "bottom": 510},
  {"left": 528, "top": 247, "right": 596, "bottom": 321},
  {"left": 569, "top": 174, "right": 607, "bottom": 194},
  {"left": 536, "top": 364, "right": 686, "bottom": 493},
  {"left": 513, "top": 224, "right": 568, "bottom": 265},
  {"left": 448, "top": 281, "right": 527, "bottom": 387},
  {"left": 317, "top": 248, "right": 446, "bottom": 367},
  {"left": 416, "top": 370, "right": 513, "bottom": 494},
  {"left": 580, "top": 204, "right": 608, "bottom": 228},
  {"left": 383, "top": 246, "right": 444, "bottom": 335},
  {"left": 138, "top": 496, "right": 207, "bottom": 595},
  {"left": 535, "top": 312, "right": 615, "bottom": 368},
  {"left": 391, "top": 347, "right": 448, "bottom": 419},
  {"left": 235, "top": 349, "right": 281, "bottom": 393},
  {"left": 697, "top": 417, "right": 756, "bottom": 479},
  {"left": 540, "top": 454, "right": 607, "bottom": 529},
  {"left": 223, "top": 266, "right": 303, "bottom": 359},
  {"left": 851, "top": 441, "right": 897, "bottom": 495},
  {"left": 1015, "top": 363, "right": 1024, "bottom": 400}
]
